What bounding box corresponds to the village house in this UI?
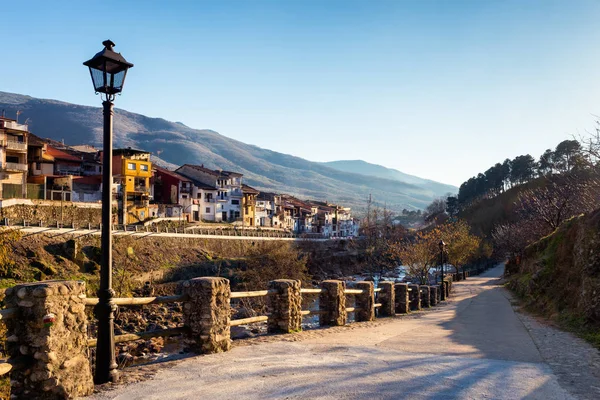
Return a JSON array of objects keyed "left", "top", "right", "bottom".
[
  {"left": 255, "top": 192, "right": 276, "bottom": 227},
  {"left": 111, "top": 148, "right": 152, "bottom": 224},
  {"left": 242, "top": 184, "right": 259, "bottom": 227},
  {"left": 186, "top": 178, "right": 217, "bottom": 222},
  {"left": 176, "top": 164, "right": 243, "bottom": 223},
  {"left": 0, "top": 117, "right": 28, "bottom": 199},
  {"left": 26, "top": 134, "right": 104, "bottom": 202},
  {"left": 273, "top": 195, "right": 295, "bottom": 230},
  {"left": 277, "top": 195, "right": 312, "bottom": 233},
  {"left": 152, "top": 166, "right": 192, "bottom": 219},
  {"left": 309, "top": 201, "right": 335, "bottom": 237}
]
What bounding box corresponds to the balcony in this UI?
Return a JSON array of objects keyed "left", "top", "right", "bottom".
[
  {"left": 1, "top": 121, "right": 28, "bottom": 132},
  {"left": 180, "top": 186, "right": 191, "bottom": 193},
  {"left": 3, "top": 140, "right": 27, "bottom": 152},
  {"left": 133, "top": 185, "right": 150, "bottom": 193},
  {"left": 2, "top": 162, "right": 27, "bottom": 172}
]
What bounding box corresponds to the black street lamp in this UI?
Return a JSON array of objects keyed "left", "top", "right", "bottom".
[
  {"left": 439, "top": 240, "right": 446, "bottom": 285},
  {"left": 84, "top": 40, "right": 133, "bottom": 384}
]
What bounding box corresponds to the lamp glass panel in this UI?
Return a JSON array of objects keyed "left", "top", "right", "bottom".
[
  {"left": 112, "top": 70, "right": 126, "bottom": 91},
  {"left": 90, "top": 68, "right": 106, "bottom": 91}
]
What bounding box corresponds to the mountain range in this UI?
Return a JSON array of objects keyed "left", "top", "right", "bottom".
[{"left": 0, "top": 91, "right": 456, "bottom": 212}]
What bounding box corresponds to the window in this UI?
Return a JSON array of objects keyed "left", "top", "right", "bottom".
[
  {"left": 197, "top": 193, "right": 201, "bottom": 199},
  {"left": 127, "top": 163, "right": 136, "bottom": 170},
  {"left": 206, "top": 207, "right": 211, "bottom": 213},
  {"left": 234, "top": 211, "right": 240, "bottom": 218},
  {"left": 140, "top": 164, "right": 148, "bottom": 171},
  {"left": 231, "top": 199, "right": 239, "bottom": 205}
]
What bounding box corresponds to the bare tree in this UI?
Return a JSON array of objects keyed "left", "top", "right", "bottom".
[{"left": 515, "top": 174, "right": 599, "bottom": 232}]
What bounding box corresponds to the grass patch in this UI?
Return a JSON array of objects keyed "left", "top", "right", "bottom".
[{"left": 558, "top": 312, "right": 600, "bottom": 349}]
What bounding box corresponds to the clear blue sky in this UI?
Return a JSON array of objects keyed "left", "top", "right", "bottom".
[{"left": 2, "top": 0, "right": 600, "bottom": 187}]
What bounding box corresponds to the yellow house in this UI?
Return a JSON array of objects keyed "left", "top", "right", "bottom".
[
  {"left": 112, "top": 148, "right": 151, "bottom": 224},
  {"left": 242, "top": 184, "right": 259, "bottom": 227}
]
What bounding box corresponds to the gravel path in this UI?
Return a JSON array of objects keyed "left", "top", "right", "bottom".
[
  {"left": 512, "top": 300, "right": 600, "bottom": 399},
  {"left": 88, "top": 265, "right": 598, "bottom": 399}
]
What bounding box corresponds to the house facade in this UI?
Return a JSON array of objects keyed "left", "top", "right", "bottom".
[
  {"left": 0, "top": 117, "right": 28, "bottom": 199},
  {"left": 242, "top": 184, "right": 259, "bottom": 227},
  {"left": 112, "top": 148, "right": 152, "bottom": 224},
  {"left": 176, "top": 164, "right": 243, "bottom": 223},
  {"left": 255, "top": 192, "right": 276, "bottom": 227}
]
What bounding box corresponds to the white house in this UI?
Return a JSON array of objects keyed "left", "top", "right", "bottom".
[{"left": 176, "top": 164, "right": 243, "bottom": 222}]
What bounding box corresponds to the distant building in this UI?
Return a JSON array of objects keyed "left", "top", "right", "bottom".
[
  {"left": 111, "top": 148, "right": 152, "bottom": 224},
  {"left": 0, "top": 117, "right": 28, "bottom": 199},
  {"left": 176, "top": 164, "right": 243, "bottom": 223},
  {"left": 242, "top": 184, "right": 259, "bottom": 227},
  {"left": 255, "top": 192, "right": 276, "bottom": 227}
]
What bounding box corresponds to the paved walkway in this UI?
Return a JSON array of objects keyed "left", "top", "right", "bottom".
[{"left": 90, "top": 265, "right": 579, "bottom": 399}]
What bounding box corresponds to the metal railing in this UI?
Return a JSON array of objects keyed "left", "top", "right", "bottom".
[
  {"left": 1, "top": 120, "right": 28, "bottom": 131},
  {"left": 133, "top": 185, "right": 150, "bottom": 193},
  {"left": 4, "top": 140, "right": 27, "bottom": 151},
  {"left": 2, "top": 162, "right": 27, "bottom": 171}
]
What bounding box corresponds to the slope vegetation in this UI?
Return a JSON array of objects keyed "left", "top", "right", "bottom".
[{"left": 508, "top": 211, "right": 600, "bottom": 347}]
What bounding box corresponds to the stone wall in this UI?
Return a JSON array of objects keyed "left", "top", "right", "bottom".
[
  {"left": 319, "top": 280, "right": 347, "bottom": 326},
  {"left": 5, "top": 281, "right": 94, "bottom": 399},
  {"left": 394, "top": 283, "right": 409, "bottom": 314},
  {"left": 182, "top": 277, "right": 231, "bottom": 353},
  {"left": 408, "top": 284, "right": 421, "bottom": 311},
  {"left": 377, "top": 281, "right": 395, "bottom": 317},
  {"left": 420, "top": 285, "right": 430, "bottom": 308},
  {"left": 1, "top": 203, "right": 102, "bottom": 227},
  {"left": 430, "top": 285, "right": 438, "bottom": 307},
  {"left": 355, "top": 281, "right": 374, "bottom": 322},
  {"left": 267, "top": 279, "right": 302, "bottom": 333}
]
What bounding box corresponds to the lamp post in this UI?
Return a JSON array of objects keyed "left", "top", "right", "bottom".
[
  {"left": 84, "top": 40, "right": 133, "bottom": 384},
  {"left": 439, "top": 240, "right": 446, "bottom": 285}
]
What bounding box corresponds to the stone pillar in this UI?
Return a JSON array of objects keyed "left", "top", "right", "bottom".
[
  {"left": 420, "top": 285, "right": 430, "bottom": 308},
  {"left": 430, "top": 285, "right": 438, "bottom": 306},
  {"left": 182, "top": 277, "right": 231, "bottom": 354},
  {"left": 377, "top": 281, "right": 395, "bottom": 317},
  {"left": 355, "top": 281, "right": 374, "bottom": 322},
  {"left": 5, "top": 281, "right": 94, "bottom": 399},
  {"left": 440, "top": 281, "right": 447, "bottom": 301},
  {"left": 319, "top": 280, "right": 346, "bottom": 326},
  {"left": 408, "top": 284, "right": 421, "bottom": 311},
  {"left": 267, "top": 279, "right": 302, "bottom": 333},
  {"left": 394, "top": 283, "right": 409, "bottom": 314},
  {"left": 443, "top": 280, "right": 450, "bottom": 299}
]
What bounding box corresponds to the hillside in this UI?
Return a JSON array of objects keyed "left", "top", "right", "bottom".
[
  {"left": 507, "top": 211, "right": 600, "bottom": 347},
  {"left": 0, "top": 91, "right": 454, "bottom": 211},
  {"left": 323, "top": 160, "right": 457, "bottom": 197}
]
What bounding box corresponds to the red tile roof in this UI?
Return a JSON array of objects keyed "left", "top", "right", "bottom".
[
  {"left": 154, "top": 165, "right": 191, "bottom": 182},
  {"left": 46, "top": 146, "right": 81, "bottom": 162}
]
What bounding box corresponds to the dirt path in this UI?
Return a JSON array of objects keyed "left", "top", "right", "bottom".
[{"left": 88, "top": 265, "right": 597, "bottom": 399}]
